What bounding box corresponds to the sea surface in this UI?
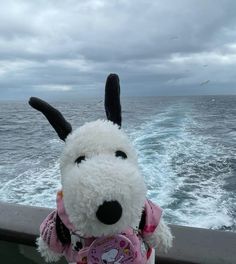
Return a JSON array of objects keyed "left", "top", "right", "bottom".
[{"left": 0, "top": 95, "right": 236, "bottom": 232}]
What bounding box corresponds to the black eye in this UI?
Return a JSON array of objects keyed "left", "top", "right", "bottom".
[
  {"left": 75, "top": 156, "right": 86, "bottom": 165},
  {"left": 115, "top": 150, "right": 127, "bottom": 159}
]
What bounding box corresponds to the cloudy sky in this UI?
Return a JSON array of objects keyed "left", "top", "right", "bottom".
[{"left": 0, "top": 0, "right": 236, "bottom": 100}]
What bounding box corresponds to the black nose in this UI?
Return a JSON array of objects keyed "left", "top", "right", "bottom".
[{"left": 96, "top": 200, "right": 122, "bottom": 225}]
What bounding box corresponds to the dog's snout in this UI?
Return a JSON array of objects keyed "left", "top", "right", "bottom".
[{"left": 96, "top": 200, "right": 122, "bottom": 225}]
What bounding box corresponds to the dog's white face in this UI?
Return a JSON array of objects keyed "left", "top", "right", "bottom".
[{"left": 60, "top": 120, "right": 147, "bottom": 237}]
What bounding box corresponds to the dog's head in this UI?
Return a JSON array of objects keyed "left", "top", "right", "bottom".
[{"left": 29, "top": 74, "right": 146, "bottom": 237}]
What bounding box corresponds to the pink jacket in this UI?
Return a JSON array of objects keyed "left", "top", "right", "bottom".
[{"left": 40, "top": 191, "right": 162, "bottom": 263}]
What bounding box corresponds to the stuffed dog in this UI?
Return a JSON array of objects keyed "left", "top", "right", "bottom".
[{"left": 29, "top": 74, "right": 173, "bottom": 264}]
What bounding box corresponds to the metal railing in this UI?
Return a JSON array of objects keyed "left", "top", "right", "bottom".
[{"left": 0, "top": 202, "right": 235, "bottom": 264}]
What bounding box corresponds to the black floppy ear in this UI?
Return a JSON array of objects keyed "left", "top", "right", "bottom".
[
  {"left": 105, "top": 73, "right": 122, "bottom": 128},
  {"left": 29, "top": 97, "right": 72, "bottom": 141},
  {"left": 139, "top": 210, "right": 146, "bottom": 231}
]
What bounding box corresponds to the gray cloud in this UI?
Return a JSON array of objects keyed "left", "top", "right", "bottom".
[{"left": 0, "top": 0, "right": 236, "bottom": 100}]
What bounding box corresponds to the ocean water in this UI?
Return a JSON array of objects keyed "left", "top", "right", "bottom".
[{"left": 0, "top": 95, "right": 235, "bottom": 232}]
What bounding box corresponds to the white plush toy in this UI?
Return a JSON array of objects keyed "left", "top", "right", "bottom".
[{"left": 29, "top": 74, "right": 173, "bottom": 264}]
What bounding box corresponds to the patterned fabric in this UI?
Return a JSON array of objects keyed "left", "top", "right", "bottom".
[
  {"left": 142, "top": 200, "right": 162, "bottom": 236},
  {"left": 39, "top": 190, "right": 162, "bottom": 263}
]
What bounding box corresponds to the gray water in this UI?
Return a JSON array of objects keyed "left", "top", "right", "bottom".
[{"left": 0, "top": 95, "right": 235, "bottom": 231}]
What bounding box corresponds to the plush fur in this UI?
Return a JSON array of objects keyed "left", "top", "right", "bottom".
[
  {"left": 61, "top": 120, "right": 146, "bottom": 237},
  {"left": 145, "top": 218, "right": 173, "bottom": 253},
  {"left": 36, "top": 237, "right": 62, "bottom": 262},
  {"left": 32, "top": 90, "right": 173, "bottom": 263}
]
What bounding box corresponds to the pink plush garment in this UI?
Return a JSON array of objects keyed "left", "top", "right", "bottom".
[{"left": 40, "top": 191, "right": 162, "bottom": 264}]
